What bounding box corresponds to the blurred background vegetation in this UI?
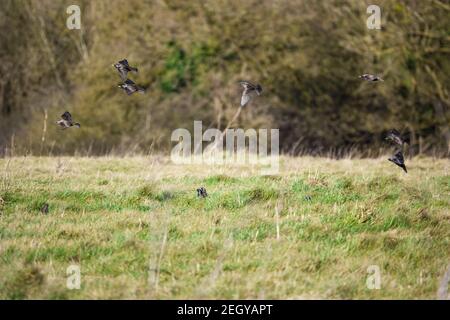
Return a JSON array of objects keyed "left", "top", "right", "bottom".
[{"left": 0, "top": 0, "right": 449, "bottom": 156}]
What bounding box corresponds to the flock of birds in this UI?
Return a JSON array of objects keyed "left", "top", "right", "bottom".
[
  {"left": 54, "top": 60, "right": 407, "bottom": 201},
  {"left": 385, "top": 129, "right": 408, "bottom": 173},
  {"left": 55, "top": 59, "right": 264, "bottom": 129},
  {"left": 359, "top": 74, "right": 408, "bottom": 173}
]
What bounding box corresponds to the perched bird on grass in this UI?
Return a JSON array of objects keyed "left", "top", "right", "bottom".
[
  {"left": 388, "top": 150, "right": 407, "bottom": 173},
  {"left": 385, "top": 129, "right": 408, "bottom": 146},
  {"left": 56, "top": 112, "right": 80, "bottom": 129},
  {"left": 359, "top": 74, "right": 384, "bottom": 82},
  {"left": 239, "top": 81, "right": 262, "bottom": 107},
  {"left": 113, "top": 59, "right": 138, "bottom": 81},
  {"left": 118, "top": 79, "right": 145, "bottom": 95},
  {"left": 197, "top": 187, "right": 208, "bottom": 198},
  {"left": 40, "top": 203, "right": 49, "bottom": 214}
]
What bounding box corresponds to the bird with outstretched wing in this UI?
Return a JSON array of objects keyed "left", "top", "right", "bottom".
[
  {"left": 359, "top": 74, "right": 384, "bottom": 82},
  {"left": 388, "top": 149, "right": 407, "bottom": 173},
  {"left": 113, "top": 59, "right": 138, "bottom": 81},
  {"left": 118, "top": 79, "right": 145, "bottom": 95},
  {"left": 56, "top": 111, "right": 80, "bottom": 129},
  {"left": 385, "top": 129, "right": 407, "bottom": 146},
  {"left": 239, "top": 81, "right": 262, "bottom": 107}
]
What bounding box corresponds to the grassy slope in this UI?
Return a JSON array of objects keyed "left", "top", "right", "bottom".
[{"left": 0, "top": 156, "right": 448, "bottom": 299}]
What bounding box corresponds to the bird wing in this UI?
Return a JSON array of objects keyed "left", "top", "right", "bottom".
[
  {"left": 117, "top": 67, "right": 128, "bottom": 80},
  {"left": 119, "top": 59, "right": 129, "bottom": 67},
  {"left": 241, "top": 90, "right": 252, "bottom": 107},
  {"left": 240, "top": 81, "right": 255, "bottom": 91},
  {"left": 61, "top": 111, "right": 72, "bottom": 122},
  {"left": 386, "top": 129, "right": 403, "bottom": 145},
  {"left": 394, "top": 150, "right": 404, "bottom": 163},
  {"left": 57, "top": 120, "right": 69, "bottom": 129},
  {"left": 125, "top": 86, "right": 135, "bottom": 95},
  {"left": 362, "top": 74, "right": 377, "bottom": 81}
]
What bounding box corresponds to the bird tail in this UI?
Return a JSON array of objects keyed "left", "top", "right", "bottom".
[
  {"left": 74, "top": 123, "right": 81, "bottom": 128},
  {"left": 130, "top": 67, "right": 138, "bottom": 73},
  {"left": 402, "top": 165, "right": 407, "bottom": 173}
]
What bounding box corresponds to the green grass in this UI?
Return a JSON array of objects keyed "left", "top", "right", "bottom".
[{"left": 0, "top": 156, "right": 448, "bottom": 299}]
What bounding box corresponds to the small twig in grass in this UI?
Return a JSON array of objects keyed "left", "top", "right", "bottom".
[
  {"left": 1, "top": 159, "right": 12, "bottom": 193},
  {"left": 209, "top": 236, "right": 233, "bottom": 283},
  {"left": 148, "top": 210, "right": 170, "bottom": 291},
  {"left": 275, "top": 201, "right": 283, "bottom": 240},
  {"left": 195, "top": 233, "right": 234, "bottom": 297},
  {"left": 40, "top": 109, "right": 48, "bottom": 156},
  {"left": 10, "top": 133, "right": 15, "bottom": 157},
  {"left": 205, "top": 106, "right": 243, "bottom": 154},
  {"left": 253, "top": 230, "right": 259, "bottom": 242},
  {"left": 154, "top": 228, "right": 168, "bottom": 289},
  {"left": 148, "top": 227, "right": 168, "bottom": 290},
  {"left": 222, "top": 107, "right": 242, "bottom": 134},
  {"left": 215, "top": 97, "right": 223, "bottom": 130}
]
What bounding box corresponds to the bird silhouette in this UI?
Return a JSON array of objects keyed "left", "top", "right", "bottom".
[
  {"left": 197, "top": 187, "right": 208, "bottom": 198},
  {"left": 56, "top": 111, "right": 80, "bottom": 129},
  {"left": 113, "top": 59, "right": 138, "bottom": 81},
  {"left": 385, "top": 129, "right": 408, "bottom": 146},
  {"left": 239, "top": 81, "right": 262, "bottom": 107},
  {"left": 118, "top": 79, "right": 145, "bottom": 95},
  {"left": 388, "top": 149, "right": 407, "bottom": 173},
  {"left": 359, "top": 74, "right": 384, "bottom": 82}
]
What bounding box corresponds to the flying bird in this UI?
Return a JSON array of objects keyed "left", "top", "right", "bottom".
[
  {"left": 388, "top": 149, "right": 407, "bottom": 173},
  {"left": 56, "top": 111, "right": 80, "bottom": 129},
  {"left": 113, "top": 59, "right": 138, "bottom": 80},
  {"left": 359, "top": 74, "right": 384, "bottom": 82},
  {"left": 197, "top": 187, "right": 208, "bottom": 198},
  {"left": 239, "top": 81, "right": 262, "bottom": 107},
  {"left": 118, "top": 79, "right": 145, "bottom": 95},
  {"left": 385, "top": 129, "right": 407, "bottom": 146}
]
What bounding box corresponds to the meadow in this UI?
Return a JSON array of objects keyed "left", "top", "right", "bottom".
[{"left": 0, "top": 156, "right": 448, "bottom": 299}]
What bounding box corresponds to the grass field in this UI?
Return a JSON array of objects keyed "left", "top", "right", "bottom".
[{"left": 0, "top": 156, "right": 448, "bottom": 299}]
